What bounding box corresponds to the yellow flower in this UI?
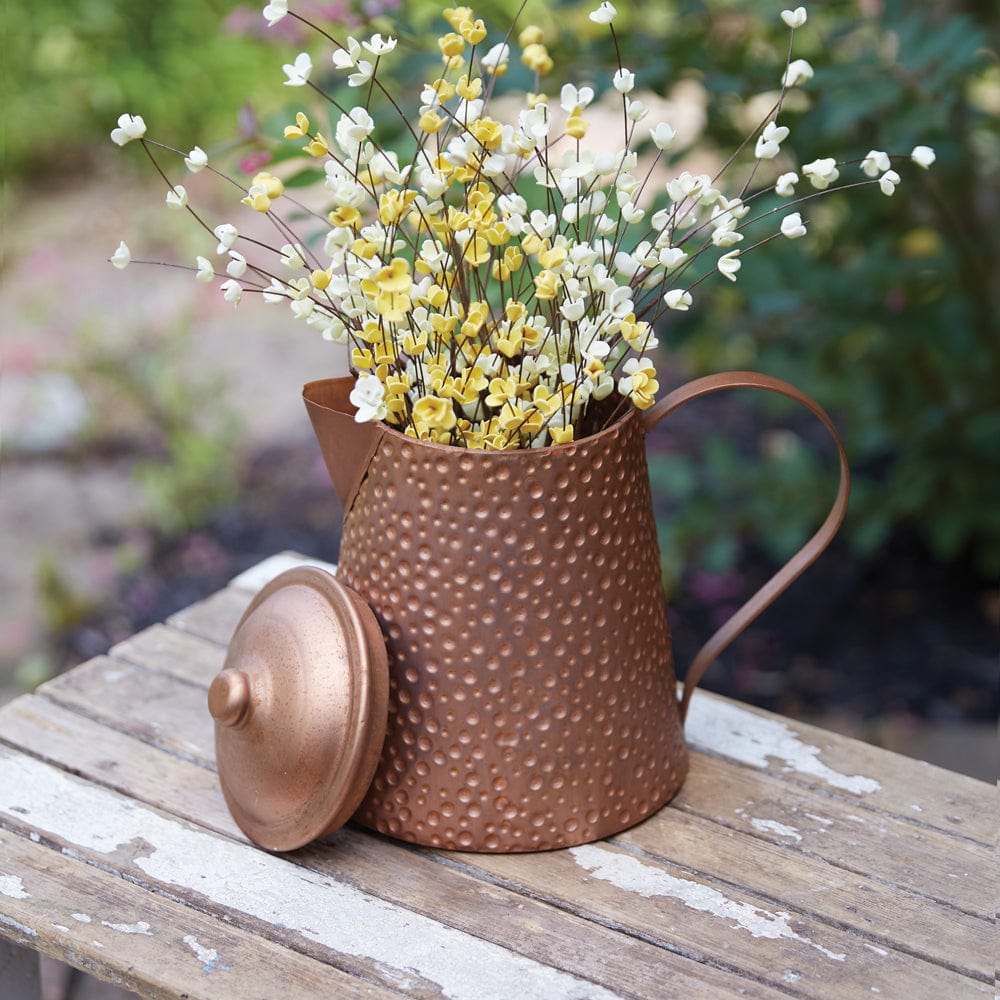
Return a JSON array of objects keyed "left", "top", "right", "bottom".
[
  {"left": 522, "top": 232, "right": 546, "bottom": 256},
  {"left": 463, "top": 234, "right": 491, "bottom": 267},
  {"left": 495, "top": 326, "right": 524, "bottom": 359},
  {"left": 351, "top": 238, "right": 379, "bottom": 260},
  {"left": 427, "top": 285, "right": 450, "bottom": 310},
  {"left": 329, "top": 205, "right": 361, "bottom": 229},
  {"left": 521, "top": 43, "right": 553, "bottom": 76},
  {"left": 457, "top": 74, "right": 483, "bottom": 100},
  {"left": 429, "top": 78, "right": 457, "bottom": 101},
  {"left": 419, "top": 110, "right": 446, "bottom": 134},
  {"left": 459, "top": 17, "right": 486, "bottom": 44},
  {"left": 252, "top": 172, "right": 285, "bottom": 198},
  {"left": 539, "top": 244, "right": 567, "bottom": 270},
  {"left": 518, "top": 25, "right": 544, "bottom": 46},
  {"left": 430, "top": 312, "right": 458, "bottom": 341},
  {"left": 283, "top": 112, "right": 310, "bottom": 139},
  {"left": 566, "top": 114, "right": 588, "bottom": 140},
  {"left": 492, "top": 246, "right": 522, "bottom": 281},
  {"left": 526, "top": 92, "right": 548, "bottom": 109},
  {"left": 402, "top": 328, "right": 429, "bottom": 356},
  {"left": 442, "top": 6, "right": 473, "bottom": 30},
  {"left": 412, "top": 394, "right": 458, "bottom": 431},
  {"left": 549, "top": 425, "right": 574, "bottom": 445},
  {"left": 303, "top": 133, "right": 330, "bottom": 157},
  {"left": 242, "top": 187, "right": 271, "bottom": 213},
  {"left": 378, "top": 189, "right": 417, "bottom": 226},
  {"left": 352, "top": 347, "right": 375, "bottom": 370},
  {"left": 485, "top": 376, "right": 518, "bottom": 408},
  {"left": 467, "top": 116, "right": 503, "bottom": 150},
  {"left": 310, "top": 267, "right": 333, "bottom": 290},
  {"left": 438, "top": 32, "right": 465, "bottom": 59},
  {"left": 461, "top": 300, "right": 489, "bottom": 338},
  {"left": 533, "top": 269, "right": 561, "bottom": 299},
  {"left": 375, "top": 257, "right": 412, "bottom": 293}
]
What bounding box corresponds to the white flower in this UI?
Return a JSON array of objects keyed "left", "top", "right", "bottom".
[
  {"left": 802, "top": 157, "right": 840, "bottom": 189},
  {"left": 110, "top": 113, "right": 146, "bottom": 146},
  {"left": 712, "top": 227, "right": 743, "bottom": 248},
  {"left": 481, "top": 43, "right": 510, "bottom": 73},
  {"left": 333, "top": 38, "right": 362, "bottom": 69},
  {"left": 718, "top": 250, "right": 742, "bottom": 282},
  {"left": 782, "top": 58, "right": 814, "bottom": 88},
  {"left": 349, "top": 373, "right": 387, "bottom": 423},
  {"left": 214, "top": 224, "right": 238, "bottom": 254},
  {"left": 879, "top": 169, "right": 901, "bottom": 196},
  {"left": 861, "top": 150, "right": 891, "bottom": 178},
  {"left": 589, "top": 2, "right": 617, "bottom": 24},
  {"left": 227, "top": 251, "right": 248, "bottom": 278},
  {"left": 348, "top": 60, "right": 375, "bottom": 88},
  {"left": 165, "top": 185, "right": 188, "bottom": 209},
  {"left": 780, "top": 212, "right": 807, "bottom": 239},
  {"left": 663, "top": 288, "right": 692, "bottom": 310},
  {"left": 220, "top": 279, "right": 243, "bottom": 306},
  {"left": 363, "top": 33, "right": 397, "bottom": 55},
  {"left": 110, "top": 241, "right": 131, "bottom": 270},
  {"left": 781, "top": 7, "right": 808, "bottom": 29},
  {"left": 620, "top": 201, "right": 645, "bottom": 224},
  {"left": 650, "top": 122, "right": 676, "bottom": 150},
  {"left": 613, "top": 68, "right": 635, "bottom": 94},
  {"left": 195, "top": 256, "right": 214, "bottom": 283},
  {"left": 775, "top": 171, "right": 798, "bottom": 197},
  {"left": 911, "top": 145, "right": 936, "bottom": 169},
  {"left": 560, "top": 299, "right": 587, "bottom": 322},
  {"left": 336, "top": 107, "right": 376, "bottom": 150},
  {"left": 262, "top": 0, "right": 288, "bottom": 26},
  {"left": 755, "top": 121, "right": 789, "bottom": 160},
  {"left": 280, "top": 243, "right": 306, "bottom": 269},
  {"left": 560, "top": 83, "right": 595, "bottom": 112},
  {"left": 184, "top": 146, "right": 208, "bottom": 173},
  {"left": 626, "top": 98, "right": 648, "bottom": 121},
  {"left": 283, "top": 53, "right": 313, "bottom": 87}
]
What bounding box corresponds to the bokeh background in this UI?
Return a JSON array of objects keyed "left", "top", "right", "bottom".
[{"left": 3, "top": 0, "right": 997, "bottom": 781}]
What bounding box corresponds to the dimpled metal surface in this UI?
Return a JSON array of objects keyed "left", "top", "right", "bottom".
[{"left": 335, "top": 408, "right": 688, "bottom": 852}]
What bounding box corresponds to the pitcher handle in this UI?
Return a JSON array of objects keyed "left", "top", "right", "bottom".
[{"left": 641, "top": 372, "right": 850, "bottom": 725}]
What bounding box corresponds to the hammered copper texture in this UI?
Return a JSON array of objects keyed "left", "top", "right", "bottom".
[{"left": 329, "top": 404, "right": 689, "bottom": 852}]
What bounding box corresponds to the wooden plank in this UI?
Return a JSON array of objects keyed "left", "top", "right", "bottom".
[
  {"left": 4, "top": 690, "right": 990, "bottom": 985},
  {"left": 35, "top": 646, "right": 992, "bottom": 920},
  {"left": 615, "top": 798, "right": 990, "bottom": 979},
  {"left": 111, "top": 624, "right": 225, "bottom": 687},
  {"left": 0, "top": 701, "right": 783, "bottom": 1000},
  {"left": 669, "top": 752, "right": 994, "bottom": 919},
  {"left": 3, "top": 749, "right": 756, "bottom": 1000},
  {"left": 35, "top": 658, "right": 215, "bottom": 767},
  {"left": 439, "top": 841, "right": 990, "bottom": 998},
  {"left": 0, "top": 826, "right": 393, "bottom": 1000},
  {"left": 166, "top": 588, "right": 251, "bottom": 646},
  {"left": 685, "top": 691, "right": 995, "bottom": 845}
]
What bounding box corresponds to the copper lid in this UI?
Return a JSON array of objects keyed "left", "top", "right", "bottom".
[{"left": 209, "top": 567, "right": 389, "bottom": 851}]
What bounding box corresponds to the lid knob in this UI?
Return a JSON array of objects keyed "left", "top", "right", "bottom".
[{"left": 209, "top": 668, "right": 251, "bottom": 727}]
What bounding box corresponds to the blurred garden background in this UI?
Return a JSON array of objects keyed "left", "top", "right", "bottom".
[{"left": 3, "top": 0, "right": 997, "bottom": 779}]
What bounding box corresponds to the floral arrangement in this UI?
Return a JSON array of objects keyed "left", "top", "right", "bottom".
[{"left": 111, "top": 1, "right": 935, "bottom": 449}]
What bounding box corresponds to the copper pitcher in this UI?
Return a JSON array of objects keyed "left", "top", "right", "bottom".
[{"left": 287, "top": 372, "right": 850, "bottom": 852}]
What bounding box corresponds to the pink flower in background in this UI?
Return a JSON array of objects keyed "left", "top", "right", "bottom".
[{"left": 239, "top": 150, "right": 272, "bottom": 175}]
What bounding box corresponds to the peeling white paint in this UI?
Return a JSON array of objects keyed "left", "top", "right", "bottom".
[
  {"left": 0, "top": 752, "right": 621, "bottom": 1000},
  {"left": 71, "top": 913, "right": 92, "bottom": 923},
  {"left": 910, "top": 804, "right": 923, "bottom": 813},
  {"left": 0, "top": 874, "right": 29, "bottom": 899},
  {"left": 804, "top": 813, "right": 833, "bottom": 826},
  {"left": 29, "top": 832, "right": 40, "bottom": 842},
  {"left": 101, "top": 920, "right": 153, "bottom": 936},
  {"left": 0, "top": 913, "right": 37, "bottom": 938},
  {"left": 845, "top": 815, "right": 866, "bottom": 824},
  {"left": 184, "top": 934, "right": 231, "bottom": 974},
  {"left": 865, "top": 945, "right": 888, "bottom": 957},
  {"left": 93, "top": 940, "right": 105, "bottom": 949},
  {"left": 685, "top": 697, "right": 881, "bottom": 795},
  {"left": 570, "top": 845, "right": 845, "bottom": 962},
  {"left": 750, "top": 819, "right": 802, "bottom": 842},
  {"left": 53, "top": 923, "right": 70, "bottom": 932},
  {"left": 783, "top": 971, "right": 802, "bottom": 983},
  {"left": 103, "top": 669, "right": 127, "bottom": 682}
]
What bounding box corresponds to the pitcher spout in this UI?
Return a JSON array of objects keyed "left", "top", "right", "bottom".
[{"left": 303, "top": 377, "right": 387, "bottom": 517}]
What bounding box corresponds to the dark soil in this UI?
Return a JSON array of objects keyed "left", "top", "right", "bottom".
[{"left": 63, "top": 435, "right": 998, "bottom": 728}]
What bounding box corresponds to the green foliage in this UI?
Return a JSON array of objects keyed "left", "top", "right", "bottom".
[
  {"left": 5, "top": 0, "right": 280, "bottom": 180},
  {"left": 579, "top": 0, "right": 998, "bottom": 579}
]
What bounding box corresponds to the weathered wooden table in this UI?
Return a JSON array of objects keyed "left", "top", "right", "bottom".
[{"left": 0, "top": 553, "right": 994, "bottom": 999}]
